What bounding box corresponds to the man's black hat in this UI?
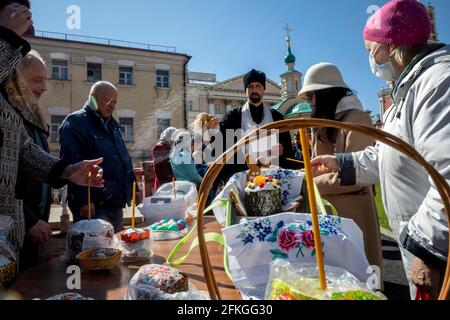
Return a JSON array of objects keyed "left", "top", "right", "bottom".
[{"left": 243, "top": 69, "right": 266, "bottom": 90}]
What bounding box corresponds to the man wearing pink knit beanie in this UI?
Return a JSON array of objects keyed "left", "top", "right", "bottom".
[{"left": 312, "top": 0, "right": 449, "bottom": 300}]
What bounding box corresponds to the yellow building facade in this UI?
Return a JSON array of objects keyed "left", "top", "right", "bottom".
[{"left": 25, "top": 31, "right": 191, "bottom": 163}]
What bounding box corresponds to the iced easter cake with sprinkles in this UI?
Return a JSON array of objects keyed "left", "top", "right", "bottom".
[{"left": 244, "top": 175, "right": 282, "bottom": 217}]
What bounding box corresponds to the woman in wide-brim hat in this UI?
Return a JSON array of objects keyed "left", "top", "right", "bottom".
[{"left": 298, "top": 62, "right": 383, "bottom": 286}]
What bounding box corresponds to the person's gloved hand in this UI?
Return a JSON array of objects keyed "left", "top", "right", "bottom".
[{"left": 410, "top": 257, "right": 443, "bottom": 300}]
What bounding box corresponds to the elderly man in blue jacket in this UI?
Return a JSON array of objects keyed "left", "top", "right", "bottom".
[{"left": 60, "top": 81, "right": 141, "bottom": 232}]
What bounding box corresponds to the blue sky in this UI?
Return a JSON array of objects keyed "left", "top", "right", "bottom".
[{"left": 31, "top": 0, "right": 449, "bottom": 114}]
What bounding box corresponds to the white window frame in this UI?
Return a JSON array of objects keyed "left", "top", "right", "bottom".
[
  {"left": 52, "top": 60, "right": 68, "bottom": 81},
  {"left": 156, "top": 70, "right": 170, "bottom": 88},
  {"left": 50, "top": 115, "right": 67, "bottom": 143},
  {"left": 156, "top": 118, "right": 171, "bottom": 139},
  {"left": 87, "top": 63, "right": 102, "bottom": 82},
  {"left": 119, "top": 117, "right": 134, "bottom": 143},
  {"left": 119, "top": 66, "right": 134, "bottom": 85}
]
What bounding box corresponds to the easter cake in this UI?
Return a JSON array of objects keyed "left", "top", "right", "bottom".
[
  {"left": 127, "top": 264, "right": 189, "bottom": 300},
  {"left": 244, "top": 175, "right": 282, "bottom": 217}
]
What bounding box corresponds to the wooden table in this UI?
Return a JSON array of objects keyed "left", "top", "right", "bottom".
[{"left": 12, "top": 217, "right": 241, "bottom": 300}]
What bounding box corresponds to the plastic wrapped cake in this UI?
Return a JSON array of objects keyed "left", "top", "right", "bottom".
[
  {"left": 64, "top": 219, "right": 116, "bottom": 262},
  {"left": 120, "top": 228, "right": 153, "bottom": 263},
  {"left": 244, "top": 175, "right": 282, "bottom": 216},
  {"left": 126, "top": 264, "right": 189, "bottom": 300},
  {"left": 45, "top": 293, "right": 94, "bottom": 300}
]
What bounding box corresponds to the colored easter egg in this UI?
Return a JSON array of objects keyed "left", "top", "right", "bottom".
[
  {"left": 168, "top": 224, "right": 180, "bottom": 231},
  {"left": 253, "top": 176, "right": 266, "bottom": 186},
  {"left": 176, "top": 222, "right": 184, "bottom": 230}
]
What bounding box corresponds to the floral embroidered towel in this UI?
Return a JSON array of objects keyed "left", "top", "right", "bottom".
[{"left": 222, "top": 213, "right": 370, "bottom": 299}]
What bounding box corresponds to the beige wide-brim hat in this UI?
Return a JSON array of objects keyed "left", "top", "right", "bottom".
[{"left": 298, "top": 62, "right": 349, "bottom": 97}]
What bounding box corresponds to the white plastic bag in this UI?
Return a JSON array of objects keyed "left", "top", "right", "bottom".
[
  {"left": 126, "top": 264, "right": 209, "bottom": 300},
  {"left": 63, "top": 219, "right": 117, "bottom": 262},
  {"left": 139, "top": 181, "right": 197, "bottom": 226},
  {"left": 222, "top": 213, "right": 371, "bottom": 299}
]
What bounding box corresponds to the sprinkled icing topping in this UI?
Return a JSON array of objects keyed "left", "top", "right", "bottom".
[{"left": 246, "top": 175, "right": 281, "bottom": 192}]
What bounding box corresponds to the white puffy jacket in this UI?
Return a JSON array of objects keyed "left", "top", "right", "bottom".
[{"left": 338, "top": 44, "right": 450, "bottom": 270}]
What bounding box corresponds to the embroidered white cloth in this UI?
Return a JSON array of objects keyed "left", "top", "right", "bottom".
[
  {"left": 222, "top": 213, "right": 371, "bottom": 299},
  {"left": 212, "top": 168, "right": 305, "bottom": 226}
]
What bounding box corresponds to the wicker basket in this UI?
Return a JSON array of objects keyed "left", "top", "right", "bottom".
[
  {"left": 0, "top": 262, "right": 17, "bottom": 287},
  {"left": 195, "top": 119, "right": 450, "bottom": 300},
  {"left": 76, "top": 248, "right": 122, "bottom": 271}
]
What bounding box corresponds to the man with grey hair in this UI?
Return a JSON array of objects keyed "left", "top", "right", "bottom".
[{"left": 59, "top": 81, "right": 141, "bottom": 232}]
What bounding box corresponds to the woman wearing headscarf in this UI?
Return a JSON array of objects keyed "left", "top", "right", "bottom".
[
  {"left": 189, "top": 112, "right": 220, "bottom": 177},
  {"left": 170, "top": 131, "right": 203, "bottom": 188},
  {"left": 152, "top": 127, "right": 177, "bottom": 192},
  {"left": 313, "top": 0, "right": 449, "bottom": 299},
  {"left": 4, "top": 50, "right": 66, "bottom": 271},
  {"left": 298, "top": 62, "right": 383, "bottom": 281}
]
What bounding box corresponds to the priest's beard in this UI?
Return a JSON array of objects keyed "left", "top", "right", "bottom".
[{"left": 250, "top": 93, "right": 262, "bottom": 105}]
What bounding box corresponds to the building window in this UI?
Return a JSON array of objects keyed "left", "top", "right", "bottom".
[
  {"left": 156, "top": 70, "right": 169, "bottom": 88},
  {"left": 119, "top": 117, "right": 134, "bottom": 143},
  {"left": 52, "top": 60, "right": 68, "bottom": 80},
  {"left": 210, "top": 104, "right": 222, "bottom": 115},
  {"left": 156, "top": 118, "right": 171, "bottom": 139},
  {"left": 50, "top": 115, "right": 66, "bottom": 143},
  {"left": 119, "top": 66, "right": 133, "bottom": 85},
  {"left": 188, "top": 100, "right": 193, "bottom": 112},
  {"left": 87, "top": 63, "right": 102, "bottom": 82}
]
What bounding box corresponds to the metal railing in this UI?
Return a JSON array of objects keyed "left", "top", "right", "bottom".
[{"left": 33, "top": 30, "right": 177, "bottom": 53}]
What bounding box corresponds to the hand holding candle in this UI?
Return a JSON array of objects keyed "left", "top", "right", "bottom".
[{"left": 311, "top": 155, "right": 339, "bottom": 177}]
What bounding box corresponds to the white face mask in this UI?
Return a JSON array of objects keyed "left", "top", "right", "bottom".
[{"left": 369, "top": 45, "right": 398, "bottom": 81}]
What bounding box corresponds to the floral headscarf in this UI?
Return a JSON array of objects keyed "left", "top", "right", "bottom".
[{"left": 4, "top": 69, "right": 48, "bottom": 131}]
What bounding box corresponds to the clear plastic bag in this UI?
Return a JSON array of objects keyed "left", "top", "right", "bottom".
[
  {"left": 126, "top": 264, "right": 209, "bottom": 300},
  {"left": 41, "top": 293, "right": 94, "bottom": 300},
  {"left": 63, "top": 219, "right": 117, "bottom": 262},
  {"left": 139, "top": 181, "right": 197, "bottom": 225},
  {"left": 120, "top": 229, "right": 153, "bottom": 263},
  {"left": 0, "top": 216, "right": 17, "bottom": 287},
  {"left": 151, "top": 227, "right": 189, "bottom": 241},
  {"left": 149, "top": 218, "right": 189, "bottom": 241},
  {"left": 265, "top": 259, "right": 386, "bottom": 300}
]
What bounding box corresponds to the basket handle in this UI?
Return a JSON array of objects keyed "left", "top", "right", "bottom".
[{"left": 196, "top": 119, "right": 450, "bottom": 300}]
